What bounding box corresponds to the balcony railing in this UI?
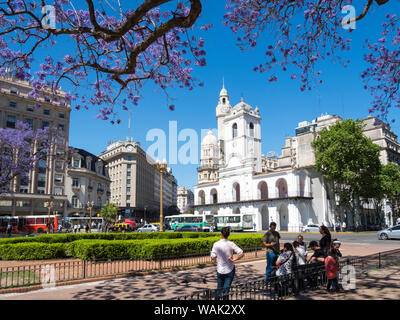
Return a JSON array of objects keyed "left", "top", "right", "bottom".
[
  {"left": 88, "top": 186, "right": 93, "bottom": 192},
  {"left": 195, "top": 191, "right": 313, "bottom": 206},
  {"left": 197, "top": 164, "right": 219, "bottom": 171},
  {"left": 97, "top": 188, "right": 104, "bottom": 193}
]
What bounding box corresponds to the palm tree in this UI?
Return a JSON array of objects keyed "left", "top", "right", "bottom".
[{"left": 100, "top": 203, "right": 118, "bottom": 232}]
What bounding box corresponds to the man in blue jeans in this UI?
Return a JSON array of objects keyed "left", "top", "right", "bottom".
[
  {"left": 263, "top": 222, "right": 281, "bottom": 281},
  {"left": 211, "top": 227, "right": 244, "bottom": 300}
]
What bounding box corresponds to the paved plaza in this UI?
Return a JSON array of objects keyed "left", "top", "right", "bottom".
[{"left": 1, "top": 241, "right": 399, "bottom": 300}]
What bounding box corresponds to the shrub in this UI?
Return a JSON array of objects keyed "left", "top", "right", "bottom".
[
  {"left": 0, "top": 232, "right": 217, "bottom": 245},
  {"left": 0, "top": 243, "right": 66, "bottom": 260},
  {"left": 0, "top": 233, "right": 264, "bottom": 260},
  {"left": 67, "top": 234, "right": 264, "bottom": 260}
]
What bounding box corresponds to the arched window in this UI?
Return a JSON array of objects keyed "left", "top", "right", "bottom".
[
  {"left": 249, "top": 122, "right": 254, "bottom": 137},
  {"left": 210, "top": 189, "right": 218, "bottom": 204},
  {"left": 222, "top": 98, "right": 226, "bottom": 104},
  {"left": 258, "top": 181, "right": 268, "bottom": 200},
  {"left": 276, "top": 178, "right": 288, "bottom": 198},
  {"left": 232, "top": 123, "right": 238, "bottom": 138},
  {"left": 198, "top": 190, "right": 205, "bottom": 205},
  {"left": 299, "top": 177, "right": 305, "bottom": 197},
  {"left": 233, "top": 182, "right": 240, "bottom": 202}
]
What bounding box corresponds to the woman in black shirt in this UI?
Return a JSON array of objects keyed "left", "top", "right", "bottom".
[{"left": 319, "top": 225, "right": 332, "bottom": 255}]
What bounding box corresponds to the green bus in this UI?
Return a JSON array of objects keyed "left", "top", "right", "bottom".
[
  {"left": 214, "top": 214, "right": 254, "bottom": 231},
  {"left": 164, "top": 214, "right": 215, "bottom": 231}
]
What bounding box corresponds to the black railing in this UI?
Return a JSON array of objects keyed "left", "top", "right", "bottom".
[
  {"left": 174, "top": 248, "right": 400, "bottom": 300},
  {"left": 0, "top": 247, "right": 264, "bottom": 290},
  {"left": 2, "top": 248, "right": 400, "bottom": 292}
]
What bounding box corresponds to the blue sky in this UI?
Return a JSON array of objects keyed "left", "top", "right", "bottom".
[{"left": 66, "top": 0, "right": 400, "bottom": 191}]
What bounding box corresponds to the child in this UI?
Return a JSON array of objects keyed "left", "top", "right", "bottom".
[{"left": 325, "top": 249, "right": 340, "bottom": 292}]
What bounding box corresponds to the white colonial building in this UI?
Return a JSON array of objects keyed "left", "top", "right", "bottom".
[
  {"left": 193, "top": 85, "right": 336, "bottom": 232},
  {"left": 193, "top": 85, "right": 400, "bottom": 231}
]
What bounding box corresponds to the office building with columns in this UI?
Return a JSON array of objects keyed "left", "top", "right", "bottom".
[{"left": 98, "top": 139, "right": 178, "bottom": 222}]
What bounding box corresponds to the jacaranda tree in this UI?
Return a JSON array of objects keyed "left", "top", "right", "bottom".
[
  {"left": 224, "top": 0, "right": 399, "bottom": 122},
  {"left": 0, "top": 121, "right": 66, "bottom": 194},
  {"left": 0, "top": 1, "right": 398, "bottom": 122},
  {"left": 0, "top": 0, "right": 208, "bottom": 122}
]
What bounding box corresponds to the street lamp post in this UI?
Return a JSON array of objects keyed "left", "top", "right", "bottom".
[
  {"left": 87, "top": 201, "right": 94, "bottom": 233},
  {"left": 44, "top": 198, "right": 54, "bottom": 234},
  {"left": 156, "top": 159, "right": 167, "bottom": 232}
]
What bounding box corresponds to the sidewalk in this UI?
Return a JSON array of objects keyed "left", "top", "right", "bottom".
[
  {"left": 1, "top": 242, "right": 399, "bottom": 300},
  {"left": 291, "top": 264, "right": 400, "bottom": 300}
]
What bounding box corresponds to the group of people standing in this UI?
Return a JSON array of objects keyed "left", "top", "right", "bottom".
[
  {"left": 209, "top": 222, "right": 344, "bottom": 299},
  {"left": 263, "top": 222, "right": 343, "bottom": 293}
]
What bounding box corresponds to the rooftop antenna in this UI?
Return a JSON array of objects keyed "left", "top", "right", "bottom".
[{"left": 128, "top": 109, "right": 132, "bottom": 142}]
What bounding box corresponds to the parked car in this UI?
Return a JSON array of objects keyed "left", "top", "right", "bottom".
[
  {"left": 175, "top": 225, "right": 200, "bottom": 232},
  {"left": 110, "top": 223, "right": 133, "bottom": 232},
  {"left": 301, "top": 224, "right": 320, "bottom": 232},
  {"left": 137, "top": 224, "right": 159, "bottom": 232},
  {"left": 377, "top": 225, "right": 400, "bottom": 240}
]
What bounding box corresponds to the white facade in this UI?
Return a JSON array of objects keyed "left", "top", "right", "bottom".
[
  {"left": 193, "top": 86, "right": 335, "bottom": 231},
  {"left": 177, "top": 186, "right": 194, "bottom": 213}
]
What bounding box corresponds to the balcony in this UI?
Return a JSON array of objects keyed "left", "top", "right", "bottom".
[
  {"left": 88, "top": 185, "right": 93, "bottom": 192},
  {"left": 97, "top": 188, "right": 104, "bottom": 193},
  {"left": 197, "top": 164, "right": 219, "bottom": 171},
  {"left": 194, "top": 191, "right": 313, "bottom": 206},
  {"left": 72, "top": 184, "right": 80, "bottom": 191}
]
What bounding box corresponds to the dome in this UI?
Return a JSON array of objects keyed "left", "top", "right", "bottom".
[
  {"left": 233, "top": 100, "right": 253, "bottom": 112},
  {"left": 201, "top": 130, "right": 218, "bottom": 146},
  {"left": 219, "top": 87, "right": 228, "bottom": 96}
]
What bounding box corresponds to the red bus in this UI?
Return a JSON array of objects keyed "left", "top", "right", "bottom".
[{"left": 0, "top": 215, "right": 61, "bottom": 233}]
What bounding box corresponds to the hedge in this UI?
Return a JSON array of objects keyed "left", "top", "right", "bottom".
[
  {"left": 67, "top": 234, "right": 264, "bottom": 260},
  {"left": 0, "top": 232, "right": 217, "bottom": 245},
  {"left": 0, "top": 233, "right": 264, "bottom": 260},
  {"left": 0, "top": 243, "right": 67, "bottom": 260}
]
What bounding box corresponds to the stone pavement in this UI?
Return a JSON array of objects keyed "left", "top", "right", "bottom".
[
  {"left": 1, "top": 242, "right": 399, "bottom": 300},
  {"left": 291, "top": 264, "right": 400, "bottom": 300}
]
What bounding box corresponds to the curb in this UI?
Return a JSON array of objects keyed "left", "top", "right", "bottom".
[
  {"left": 0, "top": 256, "right": 266, "bottom": 296},
  {"left": 278, "top": 231, "right": 377, "bottom": 235}
]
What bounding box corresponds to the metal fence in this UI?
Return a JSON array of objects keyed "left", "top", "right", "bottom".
[
  {"left": 0, "top": 247, "right": 265, "bottom": 290},
  {"left": 174, "top": 248, "right": 400, "bottom": 300}
]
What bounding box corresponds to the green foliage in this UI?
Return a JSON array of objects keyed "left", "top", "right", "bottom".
[
  {"left": 100, "top": 203, "right": 118, "bottom": 224},
  {"left": 380, "top": 163, "right": 400, "bottom": 199},
  {"left": 67, "top": 233, "right": 263, "bottom": 260},
  {"left": 0, "top": 243, "right": 66, "bottom": 260},
  {"left": 0, "top": 232, "right": 217, "bottom": 245},
  {"left": 0, "top": 233, "right": 263, "bottom": 260},
  {"left": 380, "top": 162, "right": 400, "bottom": 221},
  {"left": 311, "top": 119, "right": 382, "bottom": 208}
]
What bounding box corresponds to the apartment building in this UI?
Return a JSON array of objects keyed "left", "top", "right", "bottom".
[
  {"left": 65, "top": 148, "right": 111, "bottom": 217},
  {"left": 0, "top": 76, "right": 71, "bottom": 217},
  {"left": 177, "top": 186, "right": 194, "bottom": 213}
]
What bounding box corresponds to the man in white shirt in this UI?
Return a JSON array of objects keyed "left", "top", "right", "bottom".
[
  {"left": 211, "top": 227, "right": 244, "bottom": 299},
  {"left": 293, "top": 241, "right": 306, "bottom": 265}
]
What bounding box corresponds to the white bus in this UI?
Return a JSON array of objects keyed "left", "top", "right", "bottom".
[
  {"left": 164, "top": 213, "right": 215, "bottom": 231},
  {"left": 214, "top": 214, "right": 254, "bottom": 231}
]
